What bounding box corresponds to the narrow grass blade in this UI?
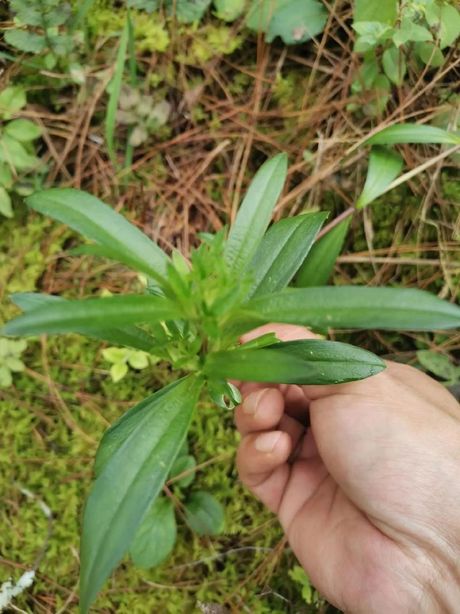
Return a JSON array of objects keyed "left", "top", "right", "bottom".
[{"left": 105, "top": 17, "right": 129, "bottom": 164}]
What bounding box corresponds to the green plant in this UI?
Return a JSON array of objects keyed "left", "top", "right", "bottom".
[
  {"left": 3, "top": 154, "right": 460, "bottom": 612},
  {"left": 0, "top": 338, "right": 27, "bottom": 387},
  {"left": 288, "top": 565, "right": 322, "bottom": 607},
  {"left": 417, "top": 350, "right": 460, "bottom": 387},
  {"left": 102, "top": 345, "right": 157, "bottom": 382},
  {"left": 0, "top": 86, "right": 42, "bottom": 218},
  {"left": 4, "top": 0, "right": 87, "bottom": 84},
  {"left": 4, "top": 0, "right": 78, "bottom": 69},
  {"left": 116, "top": 85, "right": 171, "bottom": 148},
  {"left": 129, "top": 439, "right": 224, "bottom": 568},
  {"left": 351, "top": 0, "right": 460, "bottom": 116}
]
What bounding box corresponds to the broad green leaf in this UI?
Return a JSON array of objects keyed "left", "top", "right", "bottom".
[
  {"left": 354, "top": 0, "right": 397, "bottom": 24},
  {"left": 4, "top": 29, "right": 46, "bottom": 53},
  {"left": 0, "top": 86, "right": 26, "bottom": 119},
  {"left": 225, "top": 154, "right": 287, "bottom": 272},
  {"left": 356, "top": 147, "right": 403, "bottom": 209},
  {"left": 81, "top": 376, "right": 202, "bottom": 613},
  {"left": 0, "top": 135, "right": 40, "bottom": 170},
  {"left": 353, "top": 22, "right": 393, "bottom": 49},
  {"left": 392, "top": 19, "right": 432, "bottom": 46},
  {"left": 382, "top": 47, "right": 406, "bottom": 86},
  {"left": 3, "top": 294, "right": 180, "bottom": 337},
  {"left": 294, "top": 218, "right": 350, "bottom": 287},
  {"left": 234, "top": 286, "right": 460, "bottom": 332},
  {"left": 184, "top": 491, "right": 224, "bottom": 536},
  {"left": 204, "top": 339, "right": 385, "bottom": 385},
  {"left": 415, "top": 42, "right": 444, "bottom": 68},
  {"left": 247, "top": 0, "right": 327, "bottom": 45},
  {"left": 417, "top": 350, "right": 460, "bottom": 384},
  {"left": 129, "top": 497, "right": 177, "bottom": 569},
  {"left": 127, "top": 350, "right": 149, "bottom": 369},
  {"left": 425, "top": 3, "right": 460, "bottom": 49},
  {"left": 247, "top": 212, "right": 327, "bottom": 298},
  {"left": 0, "top": 162, "right": 13, "bottom": 189},
  {"left": 106, "top": 17, "right": 129, "bottom": 163},
  {"left": 170, "top": 0, "right": 212, "bottom": 22},
  {"left": 25, "top": 189, "right": 170, "bottom": 282},
  {"left": 110, "top": 362, "right": 129, "bottom": 382},
  {"left": 213, "top": 0, "right": 244, "bottom": 21},
  {"left": 366, "top": 124, "right": 460, "bottom": 145},
  {"left": 5, "top": 119, "right": 42, "bottom": 141},
  {"left": 0, "top": 186, "right": 13, "bottom": 218},
  {"left": 10, "top": 293, "right": 160, "bottom": 352},
  {"left": 169, "top": 454, "right": 196, "bottom": 488},
  {"left": 0, "top": 366, "right": 13, "bottom": 387}
]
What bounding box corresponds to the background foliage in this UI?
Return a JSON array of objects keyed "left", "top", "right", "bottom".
[{"left": 0, "top": 0, "right": 459, "bottom": 611}]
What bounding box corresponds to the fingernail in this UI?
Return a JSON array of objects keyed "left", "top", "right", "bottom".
[
  {"left": 255, "top": 431, "right": 282, "bottom": 453},
  {"left": 243, "top": 389, "right": 268, "bottom": 415}
]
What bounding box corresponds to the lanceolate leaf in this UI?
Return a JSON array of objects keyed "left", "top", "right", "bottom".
[
  {"left": 3, "top": 295, "right": 181, "bottom": 337},
  {"left": 366, "top": 124, "right": 460, "bottom": 146},
  {"left": 294, "top": 218, "right": 350, "bottom": 288},
  {"left": 129, "top": 497, "right": 177, "bottom": 569},
  {"left": 356, "top": 147, "right": 404, "bottom": 209},
  {"left": 247, "top": 212, "right": 327, "bottom": 297},
  {"left": 225, "top": 153, "right": 288, "bottom": 272},
  {"left": 80, "top": 376, "right": 202, "bottom": 613},
  {"left": 234, "top": 287, "right": 460, "bottom": 332},
  {"left": 204, "top": 340, "right": 385, "bottom": 384},
  {"left": 10, "top": 293, "right": 158, "bottom": 352},
  {"left": 26, "top": 189, "right": 170, "bottom": 282}
]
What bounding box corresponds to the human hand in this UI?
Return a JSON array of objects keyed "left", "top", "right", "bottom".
[{"left": 235, "top": 324, "right": 460, "bottom": 613}]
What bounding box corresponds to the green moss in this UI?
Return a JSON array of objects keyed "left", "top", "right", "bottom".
[
  {"left": 87, "top": 9, "right": 170, "bottom": 53},
  {"left": 178, "top": 24, "right": 244, "bottom": 65}
]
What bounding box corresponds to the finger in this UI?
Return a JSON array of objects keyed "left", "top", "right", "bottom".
[
  {"left": 240, "top": 323, "right": 320, "bottom": 344},
  {"left": 235, "top": 388, "right": 284, "bottom": 436},
  {"left": 236, "top": 430, "right": 293, "bottom": 512},
  {"left": 284, "top": 384, "right": 309, "bottom": 422}
]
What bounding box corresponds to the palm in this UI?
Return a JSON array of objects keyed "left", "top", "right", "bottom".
[{"left": 281, "top": 455, "right": 417, "bottom": 613}]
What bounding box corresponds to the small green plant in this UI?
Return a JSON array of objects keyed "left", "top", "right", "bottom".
[
  {"left": 4, "top": 0, "right": 76, "bottom": 68},
  {"left": 417, "top": 350, "right": 460, "bottom": 387},
  {"left": 102, "top": 345, "right": 156, "bottom": 382},
  {"left": 3, "top": 150, "right": 460, "bottom": 612},
  {"left": 0, "top": 86, "right": 42, "bottom": 218},
  {"left": 3, "top": 0, "right": 86, "bottom": 82},
  {"left": 288, "top": 565, "right": 322, "bottom": 607},
  {"left": 116, "top": 85, "right": 171, "bottom": 148},
  {"left": 351, "top": 0, "right": 460, "bottom": 116},
  {"left": 0, "top": 338, "right": 27, "bottom": 387},
  {"left": 128, "top": 439, "right": 224, "bottom": 569}
]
